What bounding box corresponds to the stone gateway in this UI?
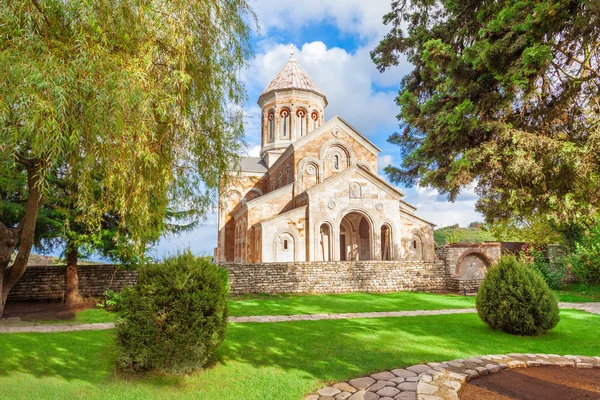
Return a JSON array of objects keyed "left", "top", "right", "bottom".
[{"left": 217, "top": 53, "right": 436, "bottom": 264}]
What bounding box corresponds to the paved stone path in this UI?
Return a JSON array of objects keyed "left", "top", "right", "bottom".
[
  {"left": 306, "top": 354, "right": 600, "bottom": 400},
  {"left": 1, "top": 302, "right": 598, "bottom": 334}
]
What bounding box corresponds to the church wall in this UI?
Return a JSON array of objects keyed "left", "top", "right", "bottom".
[
  {"left": 258, "top": 206, "right": 307, "bottom": 263},
  {"left": 221, "top": 260, "right": 448, "bottom": 295},
  {"left": 218, "top": 173, "right": 268, "bottom": 262},
  {"left": 305, "top": 172, "right": 404, "bottom": 261}
]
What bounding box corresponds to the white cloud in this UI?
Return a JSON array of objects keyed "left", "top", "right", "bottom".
[
  {"left": 245, "top": 41, "right": 401, "bottom": 140},
  {"left": 249, "top": 0, "right": 394, "bottom": 40}
]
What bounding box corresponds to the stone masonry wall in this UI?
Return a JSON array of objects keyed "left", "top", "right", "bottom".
[
  {"left": 221, "top": 261, "right": 449, "bottom": 295},
  {"left": 7, "top": 265, "right": 138, "bottom": 302}
]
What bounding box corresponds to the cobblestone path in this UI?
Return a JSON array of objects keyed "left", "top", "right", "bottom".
[{"left": 1, "top": 302, "right": 598, "bottom": 334}]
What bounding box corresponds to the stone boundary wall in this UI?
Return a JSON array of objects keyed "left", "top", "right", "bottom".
[
  {"left": 7, "top": 265, "right": 137, "bottom": 302},
  {"left": 221, "top": 261, "right": 449, "bottom": 295}
]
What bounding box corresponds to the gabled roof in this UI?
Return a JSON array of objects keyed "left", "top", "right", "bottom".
[
  {"left": 240, "top": 157, "right": 268, "bottom": 173},
  {"left": 267, "top": 116, "right": 382, "bottom": 174},
  {"left": 260, "top": 56, "right": 327, "bottom": 103},
  {"left": 301, "top": 164, "right": 404, "bottom": 199}
]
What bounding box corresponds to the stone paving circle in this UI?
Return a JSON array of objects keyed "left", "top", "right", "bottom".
[{"left": 305, "top": 353, "right": 600, "bottom": 400}]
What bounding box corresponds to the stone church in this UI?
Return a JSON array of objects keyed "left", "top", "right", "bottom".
[{"left": 217, "top": 53, "right": 435, "bottom": 264}]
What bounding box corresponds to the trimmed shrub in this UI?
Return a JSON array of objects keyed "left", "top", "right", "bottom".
[
  {"left": 476, "top": 256, "right": 559, "bottom": 335},
  {"left": 115, "top": 251, "right": 229, "bottom": 374}
]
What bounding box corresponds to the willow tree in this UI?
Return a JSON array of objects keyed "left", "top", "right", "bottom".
[
  {"left": 0, "top": 0, "right": 253, "bottom": 315},
  {"left": 373, "top": 0, "right": 600, "bottom": 226}
]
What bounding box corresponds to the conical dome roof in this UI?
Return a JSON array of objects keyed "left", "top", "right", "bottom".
[{"left": 260, "top": 56, "right": 327, "bottom": 103}]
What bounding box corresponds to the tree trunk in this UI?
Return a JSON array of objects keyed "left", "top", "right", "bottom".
[
  {"left": 65, "top": 246, "right": 82, "bottom": 305},
  {"left": 0, "top": 160, "right": 44, "bottom": 318}
]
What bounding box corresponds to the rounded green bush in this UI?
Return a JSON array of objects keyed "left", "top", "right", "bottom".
[
  {"left": 476, "top": 256, "right": 559, "bottom": 336},
  {"left": 115, "top": 251, "right": 229, "bottom": 374}
]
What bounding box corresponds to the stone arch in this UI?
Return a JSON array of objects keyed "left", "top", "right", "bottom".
[
  {"left": 338, "top": 209, "right": 374, "bottom": 261},
  {"left": 279, "top": 107, "right": 291, "bottom": 140},
  {"left": 357, "top": 161, "right": 373, "bottom": 173},
  {"left": 380, "top": 223, "right": 393, "bottom": 261},
  {"left": 319, "top": 139, "right": 356, "bottom": 179},
  {"left": 455, "top": 251, "right": 492, "bottom": 279},
  {"left": 272, "top": 228, "right": 300, "bottom": 262},
  {"left": 243, "top": 188, "right": 263, "bottom": 203},
  {"left": 407, "top": 232, "right": 425, "bottom": 261},
  {"left": 316, "top": 220, "right": 334, "bottom": 261},
  {"left": 297, "top": 156, "right": 322, "bottom": 193},
  {"left": 295, "top": 107, "right": 308, "bottom": 138}
]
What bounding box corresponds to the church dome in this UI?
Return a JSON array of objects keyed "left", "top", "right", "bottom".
[
  {"left": 258, "top": 51, "right": 327, "bottom": 166},
  {"left": 259, "top": 56, "right": 328, "bottom": 105}
]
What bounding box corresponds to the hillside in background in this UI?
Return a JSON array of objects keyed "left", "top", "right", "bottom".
[
  {"left": 434, "top": 223, "right": 497, "bottom": 246},
  {"left": 25, "top": 254, "right": 102, "bottom": 266}
]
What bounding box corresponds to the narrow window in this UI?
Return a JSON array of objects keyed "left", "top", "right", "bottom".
[
  {"left": 297, "top": 110, "right": 305, "bottom": 137},
  {"left": 268, "top": 112, "right": 275, "bottom": 142},
  {"left": 334, "top": 155, "right": 340, "bottom": 171},
  {"left": 281, "top": 110, "right": 289, "bottom": 138},
  {"left": 311, "top": 112, "right": 319, "bottom": 130},
  {"left": 283, "top": 240, "right": 288, "bottom": 250},
  {"left": 413, "top": 240, "right": 417, "bottom": 249}
]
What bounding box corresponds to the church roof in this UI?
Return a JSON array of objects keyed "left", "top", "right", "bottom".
[
  {"left": 260, "top": 56, "right": 327, "bottom": 102},
  {"left": 240, "top": 157, "right": 267, "bottom": 173}
]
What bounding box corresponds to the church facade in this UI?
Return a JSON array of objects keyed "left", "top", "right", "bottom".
[{"left": 217, "top": 54, "right": 436, "bottom": 264}]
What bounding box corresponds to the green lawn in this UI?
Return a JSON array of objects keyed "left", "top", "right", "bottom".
[
  {"left": 1, "top": 309, "right": 600, "bottom": 400},
  {"left": 556, "top": 284, "right": 600, "bottom": 303},
  {"left": 34, "top": 308, "right": 117, "bottom": 325},
  {"left": 227, "top": 291, "right": 476, "bottom": 316}
]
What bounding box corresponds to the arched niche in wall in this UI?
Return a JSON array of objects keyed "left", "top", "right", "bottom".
[
  {"left": 272, "top": 229, "right": 299, "bottom": 262},
  {"left": 455, "top": 251, "right": 492, "bottom": 280},
  {"left": 296, "top": 157, "right": 322, "bottom": 193},
  {"left": 319, "top": 139, "right": 355, "bottom": 180},
  {"left": 407, "top": 232, "right": 424, "bottom": 261},
  {"left": 381, "top": 224, "right": 392, "bottom": 261}
]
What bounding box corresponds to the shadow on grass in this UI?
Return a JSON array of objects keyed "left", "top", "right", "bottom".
[
  {"left": 1, "top": 310, "right": 600, "bottom": 392},
  {"left": 228, "top": 291, "right": 476, "bottom": 317}
]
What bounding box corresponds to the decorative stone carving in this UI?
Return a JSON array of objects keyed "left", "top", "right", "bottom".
[
  {"left": 349, "top": 182, "right": 362, "bottom": 199},
  {"left": 333, "top": 127, "right": 341, "bottom": 137},
  {"left": 327, "top": 201, "right": 336, "bottom": 210},
  {"left": 376, "top": 203, "right": 383, "bottom": 211},
  {"left": 306, "top": 165, "right": 316, "bottom": 175}
]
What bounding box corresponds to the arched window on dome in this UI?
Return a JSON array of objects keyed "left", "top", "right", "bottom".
[
  {"left": 280, "top": 109, "right": 290, "bottom": 139},
  {"left": 296, "top": 109, "right": 307, "bottom": 137},
  {"left": 268, "top": 111, "right": 275, "bottom": 142},
  {"left": 311, "top": 111, "right": 319, "bottom": 131}
]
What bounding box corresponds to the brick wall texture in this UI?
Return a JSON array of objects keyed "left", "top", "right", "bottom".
[{"left": 7, "top": 265, "right": 138, "bottom": 302}]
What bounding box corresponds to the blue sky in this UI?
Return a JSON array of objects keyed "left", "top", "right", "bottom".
[{"left": 151, "top": 0, "right": 483, "bottom": 259}]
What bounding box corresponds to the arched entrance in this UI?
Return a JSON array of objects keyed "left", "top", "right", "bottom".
[{"left": 339, "top": 212, "right": 372, "bottom": 261}]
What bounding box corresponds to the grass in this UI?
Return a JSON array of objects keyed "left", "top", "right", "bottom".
[
  {"left": 1, "top": 309, "right": 600, "bottom": 400},
  {"left": 227, "top": 291, "right": 476, "bottom": 316},
  {"left": 556, "top": 284, "right": 600, "bottom": 303},
  {"left": 33, "top": 308, "right": 117, "bottom": 325}
]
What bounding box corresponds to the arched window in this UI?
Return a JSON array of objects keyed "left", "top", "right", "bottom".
[
  {"left": 280, "top": 109, "right": 290, "bottom": 138},
  {"left": 268, "top": 111, "right": 275, "bottom": 142},
  {"left": 333, "top": 154, "right": 340, "bottom": 171},
  {"left": 311, "top": 111, "right": 319, "bottom": 130},
  {"left": 296, "top": 109, "right": 307, "bottom": 137},
  {"left": 413, "top": 240, "right": 417, "bottom": 249}
]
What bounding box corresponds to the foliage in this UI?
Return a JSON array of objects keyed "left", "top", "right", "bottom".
[
  {"left": 433, "top": 224, "right": 496, "bottom": 246},
  {"left": 568, "top": 222, "right": 600, "bottom": 284},
  {"left": 2, "top": 310, "right": 600, "bottom": 399},
  {"left": 0, "top": 0, "right": 252, "bottom": 313},
  {"left": 522, "top": 245, "right": 566, "bottom": 290},
  {"left": 96, "top": 289, "right": 124, "bottom": 312},
  {"left": 486, "top": 216, "right": 562, "bottom": 247},
  {"left": 476, "top": 256, "right": 560, "bottom": 335},
  {"left": 115, "top": 252, "right": 229, "bottom": 374},
  {"left": 373, "top": 0, "right": 600, "bottom": 225}
]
